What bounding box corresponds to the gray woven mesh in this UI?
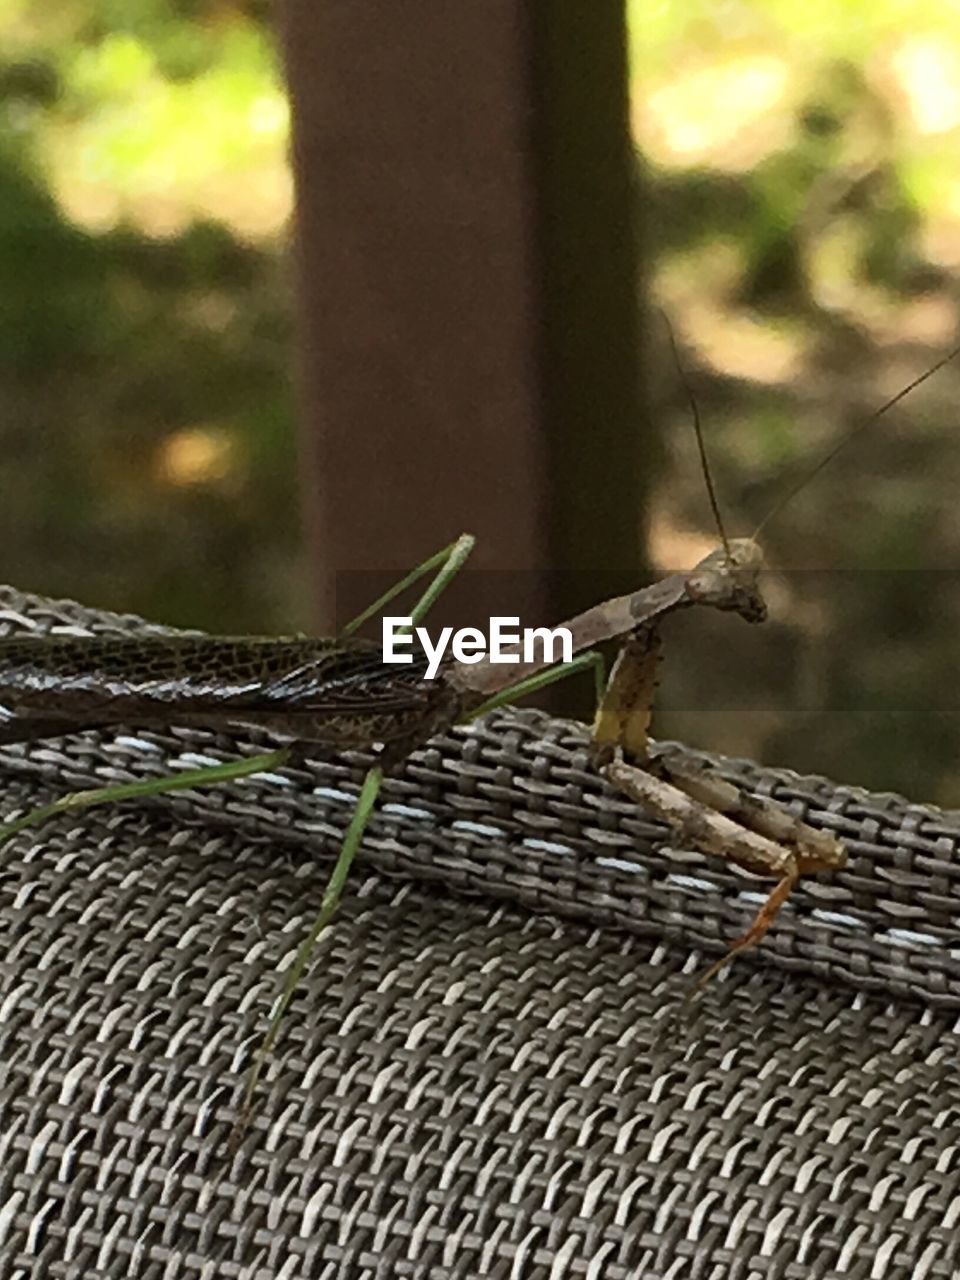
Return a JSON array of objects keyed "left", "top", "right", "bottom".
[{"left": 1, "top": 584, "right": 958, "bottom": 1279}]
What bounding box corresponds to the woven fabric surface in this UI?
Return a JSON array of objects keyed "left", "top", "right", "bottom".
[{"left": 1, "top": 584, "right": 959, "bottom": 1280}]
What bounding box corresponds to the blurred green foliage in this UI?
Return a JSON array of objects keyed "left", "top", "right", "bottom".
[
  {"left": 0, "top": 2, "right": 298, "bottom": 632},
  {"left": 632, "top": 1, "right": 960, "bottom": 801}
]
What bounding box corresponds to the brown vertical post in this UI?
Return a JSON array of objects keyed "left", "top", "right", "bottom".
[
  {"left": 282, "top": 1, "right": 646, "bottom": 653},
  {"left": 532, "top": 5, "right": 649, "bottom": 620}
]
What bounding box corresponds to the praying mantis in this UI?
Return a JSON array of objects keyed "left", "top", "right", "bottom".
[{"left": 0, "top": 331, "right": 957, "bottom": 1143}]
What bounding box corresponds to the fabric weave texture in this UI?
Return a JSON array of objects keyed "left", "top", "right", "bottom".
[{"left": 0, "top": 585, "right": 957, "bottom": 1280}]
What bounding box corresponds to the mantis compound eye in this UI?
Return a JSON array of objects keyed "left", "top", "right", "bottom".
[{"left": 685, "top": 566, "right": 767, "bottom": 625}]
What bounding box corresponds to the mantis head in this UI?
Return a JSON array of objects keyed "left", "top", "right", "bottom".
[{"left": 686, "top": 537, "right": 767, "bottom": 625}]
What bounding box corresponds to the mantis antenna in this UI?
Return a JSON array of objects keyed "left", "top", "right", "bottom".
[
  {"left": 752, "top": 336, "right": 960, "bottom": 541},
  {"left": 661, "top": 311, "right": 732, "bottom": 561}
]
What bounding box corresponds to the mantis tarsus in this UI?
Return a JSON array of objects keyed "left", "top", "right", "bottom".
[{"left": 0, "top": 332, "right": 958, "bottom": 1144}]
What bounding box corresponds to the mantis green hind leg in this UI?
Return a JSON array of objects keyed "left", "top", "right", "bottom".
[
  {"left": 230, "top": 762, "right": 385, "bottom": 1148},
  {"left": 0, "top": 749, "right": 294, "bottom": 846},
  {"left": 464, "top": 649, "right": 606, "bottom": 721}
]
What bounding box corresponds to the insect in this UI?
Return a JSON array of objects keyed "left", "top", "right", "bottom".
[
  {"left": 0, "top": 530, "right": 773, "bottom": 1143},
  {"left": 0, "top": 331, "right": 956, "bottom": 1143}
]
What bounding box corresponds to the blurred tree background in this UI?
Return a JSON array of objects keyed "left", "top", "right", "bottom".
[
  {"left": 631, "top": 1, "right": 960, "bottom": 802},
  {"left": 2, "top": 1, "right": 960, "bottom": 799},
  {"left": 0, "top": 1, "right": 298, "bottom": 632}
]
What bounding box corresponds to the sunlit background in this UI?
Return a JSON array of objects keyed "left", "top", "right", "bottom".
[
  {"left": 0, "top": 3, "right": 296, "bottom": 633},
  {"left": 630, "top": 3, "right": 960, "bottom": 800},
  {"left": 3, "top": 2, "right": 960, "bottom": 798}
]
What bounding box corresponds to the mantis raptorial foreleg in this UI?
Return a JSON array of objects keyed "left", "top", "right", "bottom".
[{"left": 593, "top": 610, "right": 846, "bottom": 992}]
